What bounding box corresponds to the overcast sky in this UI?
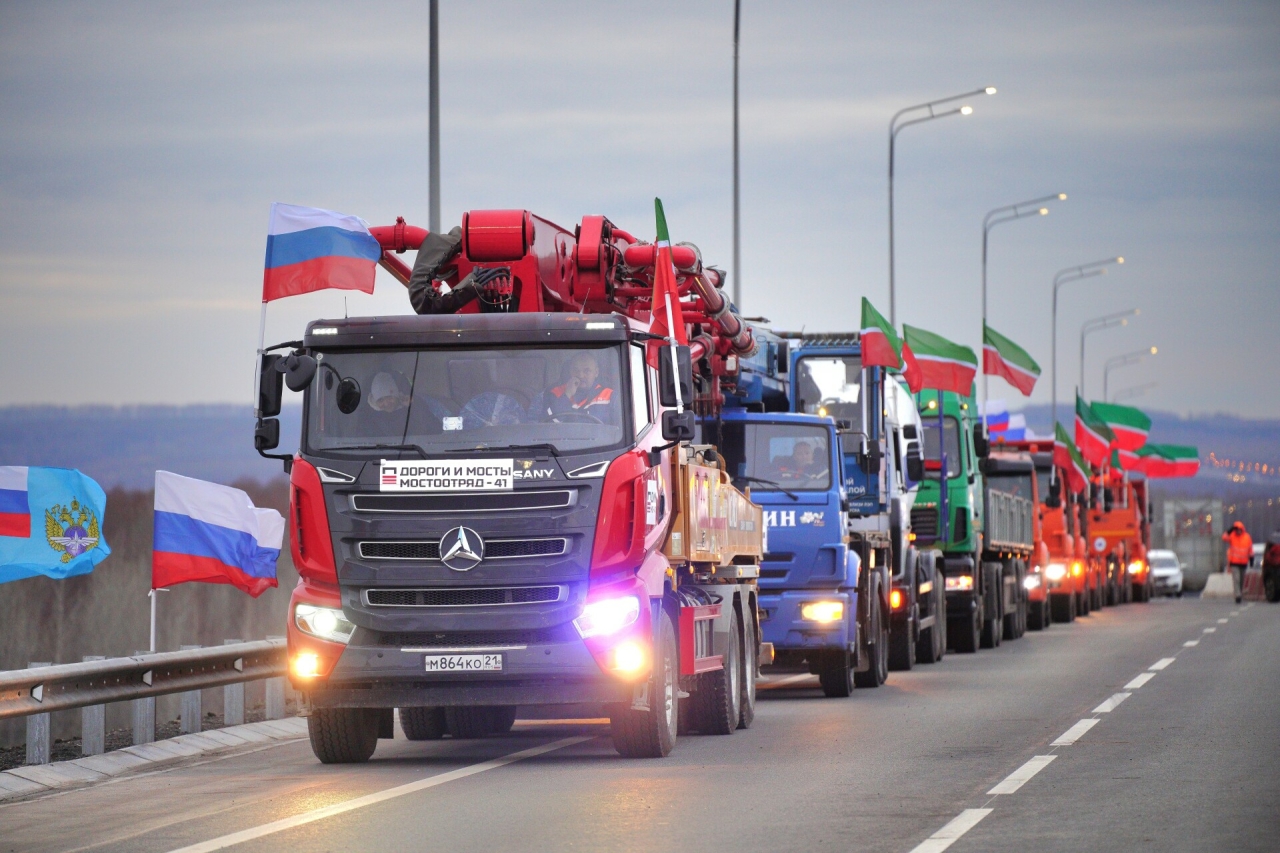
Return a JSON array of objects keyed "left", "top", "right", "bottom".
[{"left": 2, "top": 1, "right": 1278, "bottom": 417}]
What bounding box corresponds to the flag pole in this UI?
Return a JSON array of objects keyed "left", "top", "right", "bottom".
[
  {"left": 149, "top": 588, "right": 157, "bottom": 653},
  {"left": 252, "top": 300, "right": 267, "bottom": 420}
]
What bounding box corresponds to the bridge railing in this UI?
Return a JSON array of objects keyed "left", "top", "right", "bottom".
[{"left": 1, "top": 639, "right": 288, "bottom": 765}]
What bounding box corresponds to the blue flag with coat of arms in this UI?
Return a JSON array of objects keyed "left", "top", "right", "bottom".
[{"left": 0, "top": 466, "right": 111, "bottom": 584}]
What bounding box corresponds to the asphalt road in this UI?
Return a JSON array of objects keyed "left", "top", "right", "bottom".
[{"left": 2, "top": 595, "right": 1277, "bottom": 853}]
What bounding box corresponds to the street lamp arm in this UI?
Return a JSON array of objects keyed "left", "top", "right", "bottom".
[
  {"left": 983, "top": 193, "right": 1066, "bottom": 230},
  {"left": 984, "top": 206, "right": 1045, "bottom": 235},
  {"left": 890, "top": 86, "right": 995, "bottom": 132},
  {"left": 892, "top": 107, "right": 966, "bottom": 141}
]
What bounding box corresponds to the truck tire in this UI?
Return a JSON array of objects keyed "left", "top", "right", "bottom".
[
  {"left": 1265, "top": 569, "right": 1280, "bottom": 603},
  {"left": 854, "top": 580, "right": 889, "bottom": 688},
  {"left": 308, "top": 708, "right": 380, "bottom": 764},
  {"left": 951, "top": 606, "right": 979, "bottom": 654},
  {"left": 1028, "top": 599, "right": 1048, "bottom": 631},
  {"left": 1131, "top": 581, "right": 1148, "bottom": 603},
  {"left": 691, "top": 614, "right": 741, "bottom": 735},
  {"left": 819, "top": 651, "right": 854, "bottom": 697},
  {"left": 1077, "top": 584, "right": 1091, "bottom": 616},
  {"left": 399, "top": 707, "right": 446, "bottom": 741},
  {"left": 445, "top": 706, "right": 517, "bottom": 739},
  {"left": 888, "top": 613, "right": 915, "bottom": 671},
  {"left": 738, "top": 608, "right": 757, "bottom": 730},
  {"left": 611, "top": 608, "right": 678, "bottom": 758},
  {"left": 1050, "top": 592, "right": 1074, "bottom": 623}
]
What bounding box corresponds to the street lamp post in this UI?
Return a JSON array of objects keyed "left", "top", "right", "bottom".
[
  {"left": 1080, "top": 308, "right": 1139, "bottom": 397},
  {"left": 1052, "top": 257, "right": 1124, "bottom": 434},
  {"left": 1104, "top": 347, "right": 1157, "bottom": 402},
  {"left": 888, "top": 85, "right": 996, "bottom": 326},
  {"left": 981, "top": 192, "right": 1065, "bottom": 412}
]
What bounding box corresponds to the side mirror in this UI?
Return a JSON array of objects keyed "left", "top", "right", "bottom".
[
  {"left": 336, "top": 377, "right": 362, "bottom": 414},
  {"left": 861, "top": 441, "right": 882, "bottom": 475},
  {"left": 1089, "top": 482, "right": 1100, "bottom": 510},
  {"left": 1046, "top": 477, "right": 1062, "bottom": 508},
  {"left": 658, "top": 345, "right": 694, "bottom": 408},
  {"left": 972, "top": 423, "right": 990, "bottom": 458},
  {"left": 661, "top": 409, "right": 696, "bottom": 443},
  {"left": 254, "top": 418, "right": 280, "bottom": 451},
  {"left": 259, "top": 354, "right": 283, "bottom": 417},
  {"left": 906, "top": 441, "right": 924, "bottom": 482},
  {"left": 1103, "top": 487, "right": 1114, "bottom": 513},
  {"left": 775, "top": 340, "right": 790, "bottom": 374},
  {"left": 278, "top": 353, "right": 318, "bottom": 392}
]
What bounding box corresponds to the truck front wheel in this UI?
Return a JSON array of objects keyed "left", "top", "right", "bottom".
[
  {"left": 399, "top": 707, "right": 446, "bottom": 740},
  {"left": 950, "top": 598, "right": 980, "bottom": 654},
  {"left": 737, "top": 609, "right": 757, "bottom": 730},
  {"left": 308, "top": 708, "right": 380, "bottom": 764},
  {"left": 690, "top": 614, "right": 741, "bottom": 735},
  {"left": 818, "top": 651, "right": 855, "bottom": 697},
  {"left": 611, "top": 608, "right": 678, "bottom": 758},
  {"left": 854, "top": 583, "right": 889, "bottom": 689}
]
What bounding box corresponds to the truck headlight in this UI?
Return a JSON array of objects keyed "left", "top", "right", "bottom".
[
  {"left": 574, "top": 595, "right": 641, "bottom": 638},
  {"left": 1024, "top": 575, "right": 1042, "bottom": 590},
  {"left": 800, "top": 600, "right": 844, "bottom": 623},
  {"left": 1127, "top": 561, "right": 1144, "bottom": 575},
  {"left": 1044, "top": 563, "right": 1067, "bottom": 581},
  {"left": 944, "top": 574, "right": 974, "bottom": 592},
  {"left": 294, "top": 603, "right": 356, "bottom": 644}
]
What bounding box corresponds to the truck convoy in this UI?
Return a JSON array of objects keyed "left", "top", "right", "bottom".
[
  {"left": 911, "top": 389, "right": 1034, "bottom": 652},
  {"left": 255, "top": 207, "right": 773, "bottom": 761}
]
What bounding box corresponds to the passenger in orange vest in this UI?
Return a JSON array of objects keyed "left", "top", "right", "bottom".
[
  {"left": 1222, "top": 521, "right": 1253, "bottom": 604},
  {"left": 546, "top": 352, "right": 616, "bottom": 424}
]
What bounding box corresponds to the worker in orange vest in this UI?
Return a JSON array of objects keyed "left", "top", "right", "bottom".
[{"left": 1222, "top": 521, "right": 1253, "bottom": 604}]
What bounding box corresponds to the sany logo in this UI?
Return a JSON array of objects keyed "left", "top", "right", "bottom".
[{"left": 764, "top": 510, "right": 796, "bottom": 528}]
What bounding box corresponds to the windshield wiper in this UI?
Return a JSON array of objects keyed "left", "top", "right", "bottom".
[
  {"left": 326, "top": 443, "right": 428, "bottom": 458},
  {"left": 737, "top": 475, "right": 798, "bottom": 501},
  {"left": 442, "top": 443, "right": 560, "bottom": 458}
]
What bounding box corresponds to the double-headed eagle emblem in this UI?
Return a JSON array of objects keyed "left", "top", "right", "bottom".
[{"left": 45, "top": 498, "right": 101, "bottom": 562}]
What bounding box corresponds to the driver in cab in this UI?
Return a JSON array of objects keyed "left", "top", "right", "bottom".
[
  {"left": 772, "top": 440, "right": 824, "bottom": 480},
  {"left": 545, "top": 352, "right": 616, "bottom": 423}
]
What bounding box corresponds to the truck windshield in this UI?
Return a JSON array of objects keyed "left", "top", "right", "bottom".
[
  {"left": 921, "top": 416, "right": 962, "bottom": 479},
  {"left": 719, "top": 422, "right": 832, "bottom": 492},
  {"left": 794, "top": 356, "right": 862, "bottom": 435},
  {"left": 988, "top": 473, "right": 1034, "bottom": 500},
  {"left": 1034, "top": 466, "right": 1053, "bottom": 505},
  {"left": 305, "top": 345, "right": 628, "bottom": 456}
]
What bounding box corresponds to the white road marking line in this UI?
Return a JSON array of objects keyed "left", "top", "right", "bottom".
[
  {"left": 987, "top": 755, "right": 1056, "bottom": 794},
  {"left": 1244, "top": 603, "right": 1255, "bottom": 610},
  {"left": 1125, "top": 673, "right": 1155, "bottom": 689},
  {"left": 909, "top": 808, "right": 994, "bottom": 853},
  {"left": 1217, "top": 618, "right": 1229, "bottom": 624},
  {"left": 162, "top": 736, "right": 591, "bottom": 853},
  {"left": 1230, "top": 611, "right": 1239, "bottom": 616},
  {"left": 1203, "top": 627, "right": 1216, "bottom": 633},
  {"left": 1149, "top": 658, "right": 1176, "bottom": 671},
  {"left": 1184, "top": 640, "right": 1200, "bottom": 647},
  {"left": 1051, "top": 718, "right": 1100, "bottom": 746},
  {"left": 1092, "top": 693, "right": 1131, "bottom": 713}
]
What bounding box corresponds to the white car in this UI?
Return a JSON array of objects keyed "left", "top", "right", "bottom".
[{"left": 1148, "top": 549, "right": 1184, "bottom": 597}]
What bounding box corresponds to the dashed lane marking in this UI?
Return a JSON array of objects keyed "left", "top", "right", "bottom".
[
  {"left": 987, "top": 755, "right": 1056, "bottom": 795},
  {"left": 1230, "top": 611, "right": 1240, "bottom": 616},
  {"left": 909, "top": 808, "right": 994, "bottom": 853},
  {"left": 1125, "top": 672, "right": 1156, "bottom": 689},
  {"left": 1217, "top": 618, "right": 1229, "bottom": 624},
  {"left": 1149, "top": 658, "right": 1176, "bottom": 671},
  {"left": 1184, "top": 640, "right": 1200, "bottom": 647},
  {"left": 1092, "top": 692, "right": 1131, "bottom": 713},
  {"left": 161, "top": 736, "right": 591, "bottom": 853},
  {"left": 1051, "top": 718, "right": 1100, "bottom": 746},
  {"left": 1203, "top": 627, "right": 1216, "bottom": 633}
]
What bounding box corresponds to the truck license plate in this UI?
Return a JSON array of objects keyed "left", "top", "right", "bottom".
[{"left": 424, "top": 654, "right": 503, "bottom": 673}]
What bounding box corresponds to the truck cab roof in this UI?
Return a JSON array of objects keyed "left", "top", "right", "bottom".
[{"left": 303, "top": 313, "right": 633, "bottom": 348}]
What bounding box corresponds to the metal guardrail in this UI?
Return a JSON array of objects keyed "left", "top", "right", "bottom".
[{"left": 0, "top": 639, "right": 286, "bottom": 721}]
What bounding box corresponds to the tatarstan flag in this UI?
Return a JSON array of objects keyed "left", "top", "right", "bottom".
[
  {"left": 1089, "top": 401, "right": 1150, "bottom": 452},
  {"left": 902, "top": 325, "right": 978, "bottom": 396},
  {"left": 1135, "top": 444, "right": 1200, "bottom": 478},
  {"left": 1074, "top": 395, "right": 1116, "bottom": 467},
  {"left": 860, "top": 297, "right": 902, "bottom": 369},
  {"left": 647, "top": 198, "right": 688, "bottom": 365},
  {"left": 982, "top": 323, "right": 1041, "bottom": 397},
  {"left": 1054, "top": 422, "right": 1090, "bottom": 493}
]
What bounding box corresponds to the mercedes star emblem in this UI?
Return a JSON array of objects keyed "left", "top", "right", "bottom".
[{"left": 439, "top": 526, "right": 485, "bottom": 571}]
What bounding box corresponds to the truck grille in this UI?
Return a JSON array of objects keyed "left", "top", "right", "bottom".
[
  {"left": 364, "top": 586, "right": 565, "bottom": 607},
  {"left": 351, "top": 490, "right": 574, "bottom": 513},
  {"left": 377, "top": 624, "right": 578, "bottom": 648},
  {"left": 358, "top": 538, "right": 568, "bottom": 561},
  {"left": 911, "top": 507, "right": 938, "bottom": 540}
]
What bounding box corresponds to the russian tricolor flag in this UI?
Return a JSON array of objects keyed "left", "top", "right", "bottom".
[
  {"left": 152, "top": 471, "right": 285, "bottom": 598},
  {"left": 0, "top": 467, "right": 30, "bottom": 538},
  {"left": 262, "top": 203, "right": 383, "bottom": 302}
]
